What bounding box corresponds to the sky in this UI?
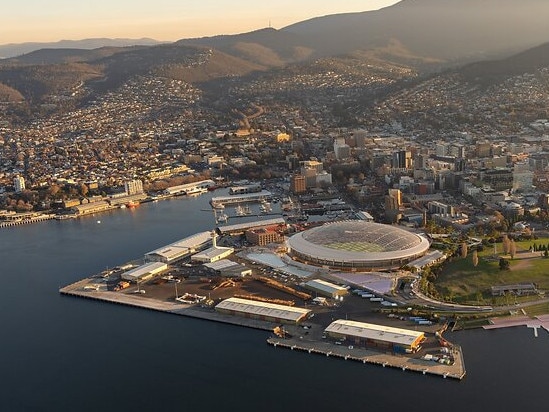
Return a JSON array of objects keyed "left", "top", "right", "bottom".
[{"left": 3, "top": 0, "right": 400, "bottom": 45}]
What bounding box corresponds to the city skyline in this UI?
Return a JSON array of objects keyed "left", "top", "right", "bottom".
[{"left": 3, "top": 0, "right": 399, "bottom": 45}]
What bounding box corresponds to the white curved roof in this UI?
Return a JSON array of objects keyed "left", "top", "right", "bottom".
[{"left": 288, "top": 221, "right": 430, "bottom": 264}]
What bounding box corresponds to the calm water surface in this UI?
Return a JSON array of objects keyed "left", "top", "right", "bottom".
[{"left": 1, "top": 193, "right": 547, "bottom": 411}]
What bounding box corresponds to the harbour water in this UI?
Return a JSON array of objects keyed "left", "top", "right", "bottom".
[{"left": 1, "top": 192, "right": 548, "bottom": 411}]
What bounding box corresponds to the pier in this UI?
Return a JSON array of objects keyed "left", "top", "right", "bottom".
[
  {"left": 0, "top": 213, "right": 56, "bottom": 228},
  {"left": 59, "top": 278, "right": 276, "bottom": 331},
  {"left": 60, "top": 275, "right": 466, "bottom": 381},
  {"left": 267, "top": 337, "right": 466, "bottom": 380}
]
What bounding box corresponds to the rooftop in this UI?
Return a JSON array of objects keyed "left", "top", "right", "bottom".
[
  {"left": 215, "top": 297, "right": 311, "bottom": 322},
  {"left": 325, "top": 319, "right": 424, "bottom": 346}
]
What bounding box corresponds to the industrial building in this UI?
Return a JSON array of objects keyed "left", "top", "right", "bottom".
[
  {"left": 229, "top": 184, "right": 262, "bottom": 195},
  {"left": 217, "top": 217, "right": 285, "bottom": 236},
  {"left": 303, "top": 279, "right": 349, "bottom": 298},
  {"left": 145, "top": 231, "right": 212, "bottom": 263},
  {"left": 191, "top": 232, "right": 234, "bottom": 263},
  {"left": 163, "top": 179, "right": 215, "bottom": 196},
  {"left": 191, "top": 246, "right": 234, "bottom": 263},
  {"left": 203, "top": 259, "right": 252, "bottom": 277},
  {"left": 215, "top": 297, "right": 311, "bottom": 325},
  {"left": 491, "top": 283, "right": 538, "bottom": 296},
  {"left": 121, "top": 262, "right": 168, "bottom": 282},
  {"left": 210, "top": 190, "right": 272, "bottom": 208},
  {"left": 324, "top": 320, "right": 425, "bottom": 353}
]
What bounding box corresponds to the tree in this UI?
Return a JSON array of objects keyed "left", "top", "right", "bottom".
[
  {"left": 48, "top": 184, "right": 61, "bottom": 198},
  {"left": 472, "top": 250, "right": 479, "bottom": 267},
  {"left": 460, "top": 242, "right": 468, "bottom": 259},
  {"left": 499, "top": 258, "right": 510, "bottom": 271},
  {"left": 509, "top": 240, "right": 517, "bottom": 259},
  {"left": 79, "top": 183, "right": 89, "bottom": 197},
  {"left": 502, "top": 235, "right": 510, "bottom": 255}
]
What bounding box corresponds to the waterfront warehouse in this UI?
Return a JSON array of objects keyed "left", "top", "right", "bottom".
[
  {"left": 303, "top": 279, "right": 349, "bottom": 299},
  {"left": 215, "top": 297, "right": 311, "bottom": 325},
  {"left": 191, "top": 246, "right": 234, "bottom": 263},
  {"left": 287, "top": 221, "right": 430, "bottom": 271},
  {"left": 325, "top": 320, "right": 425, "bottom": 353},
  {"left": 217, "top": 218, "right": 285, "bottom": 236},
  {"left": 121, "top": 262, "right": 168, "bottom": 282},
  {"left": 145, "top": 231, "right": 212, "bottom": 263},
  {"left": 210, "top": 190, "right": 272, "bottom": 208}
]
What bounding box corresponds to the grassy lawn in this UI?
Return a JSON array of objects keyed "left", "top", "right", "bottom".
[
  {"left": 435, "top": 240, "right": 549, "bottom": 304},
  {"left": 523, "top": 302, "right": 549, "bottom": 317}
]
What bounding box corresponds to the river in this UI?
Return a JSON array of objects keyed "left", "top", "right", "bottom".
[{"left": 1, "top": 193, "right": 547, "bottom": 411}]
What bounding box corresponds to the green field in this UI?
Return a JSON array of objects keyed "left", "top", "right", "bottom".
[
  {"left": 435, "top": 240, "right": 549, "bottom": 304},
  {"left": 327, "top": 242, "right": 384, "bottom": 253}
]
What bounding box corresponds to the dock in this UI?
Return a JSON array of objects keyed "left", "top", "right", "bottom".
[
  {"left": 60, "top": 278, "right": 276, "bottom": 331},
  {"left": 267, "top": 337, "right": 466, "bottom": 380},
  {"left": 60, "top": 276, "right": 466, "bottom": 380}
]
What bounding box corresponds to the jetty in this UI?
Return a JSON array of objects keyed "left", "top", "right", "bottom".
[
  {"left": 60, "top": 275, "right": 466, "bottom": 380},
  {"left": 267, "top": 336, "right": 466, "bottom": 380}
]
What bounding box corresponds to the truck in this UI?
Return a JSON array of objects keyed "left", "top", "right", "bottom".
[{"left": 114, "top": 281, "right": 130, "bottom": 291}]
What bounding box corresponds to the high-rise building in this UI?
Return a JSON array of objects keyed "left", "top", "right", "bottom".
[
  {"left": 435, "top": 144, "right": 448, "bottom": 157},
  {"left": 384, "top": 189, "right": 402, "bottom": 223},
  {"left": 14, "top": 176, "right": 25, "bottom": 193},
  {"left": 392, "top": 150, "right": 412, "bottom": 169},
  {"left": 334, "top": 138, "right": 351, "bottom": 160},
  {"left": 124, "top": 179, "right": 144, "bottom": 195},
  {"left": 290, "top": 174, "right": 306, "bottom": 194}
]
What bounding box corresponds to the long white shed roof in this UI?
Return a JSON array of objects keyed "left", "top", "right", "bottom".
[
  {"left": 215, "top": 297, "right": 310, "bottom": 322},
  {"left": 325, "top": 319, "right": 424, "bottom": 346}
]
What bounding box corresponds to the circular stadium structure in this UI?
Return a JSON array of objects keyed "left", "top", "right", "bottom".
[{"left": 287, "top": 221, "right": 430, "bottom": 271}]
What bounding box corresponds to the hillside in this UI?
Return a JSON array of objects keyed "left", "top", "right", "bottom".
[
  {"left": 459, "top": 42, "right": 549, "bottom": 85},
  {"left": 283, "top": 0, "right": 549, "bottom": 63},
  {"left": 177, "top": 28, "right": 313, "bottom": 68},
  {"left": 0, "top": 63, "right": 102, "bottom": 104},
  {"left": 0, "top": 83, "right": 24, "bottom": 102},
  {"left": 349, "top": 42, "right": 549, "bottom": 136},
  {"left": 0, "top": 42, "right": 265, "bottom": 105},
  {"left": 4, "top": 47, "right": 141, "bottom": 65}
]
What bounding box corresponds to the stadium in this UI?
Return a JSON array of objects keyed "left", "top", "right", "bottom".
[{"left": 287, "top": 221, "right": 430, "bottom": 271}]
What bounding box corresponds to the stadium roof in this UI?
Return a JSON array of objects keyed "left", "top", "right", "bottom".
[
  {"left": 288, "top": 221, "right": 430, "bottom": 264},
  {"left": 325, "top": 319, "right": 424, "bottom": 347}
]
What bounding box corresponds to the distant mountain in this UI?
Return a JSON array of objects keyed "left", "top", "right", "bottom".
[
  {"left": 4, "top": 0, "right": 549, "bottom": 116},
  {"left": 459, "top": 42, "right": 549, "bottom": 85},
  {"left": 173, "top": 0, "right": 549, "bottom": 72},
  {"left": 0, "top": 38, "right": 164, "bottom": 59},
  {"left": 283, "top": 0, "right": 549, "bottom": 63},
  {"left": 0, "top": 42, "right": 265, "bottom": 104},
  {"left": 177, "top": 28, "right": 314, "bottom": 68},
  {"left": 4, "top": 47, "right": 141, "bottom": 65}
]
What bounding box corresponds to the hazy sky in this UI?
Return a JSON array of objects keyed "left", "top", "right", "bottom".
[{"left": 4, "top": 0, "right": 400, "bottom": 44}]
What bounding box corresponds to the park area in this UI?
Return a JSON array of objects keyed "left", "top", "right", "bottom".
[{"left": 435, "top": 239, "right": 549, "bottom": 305}]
